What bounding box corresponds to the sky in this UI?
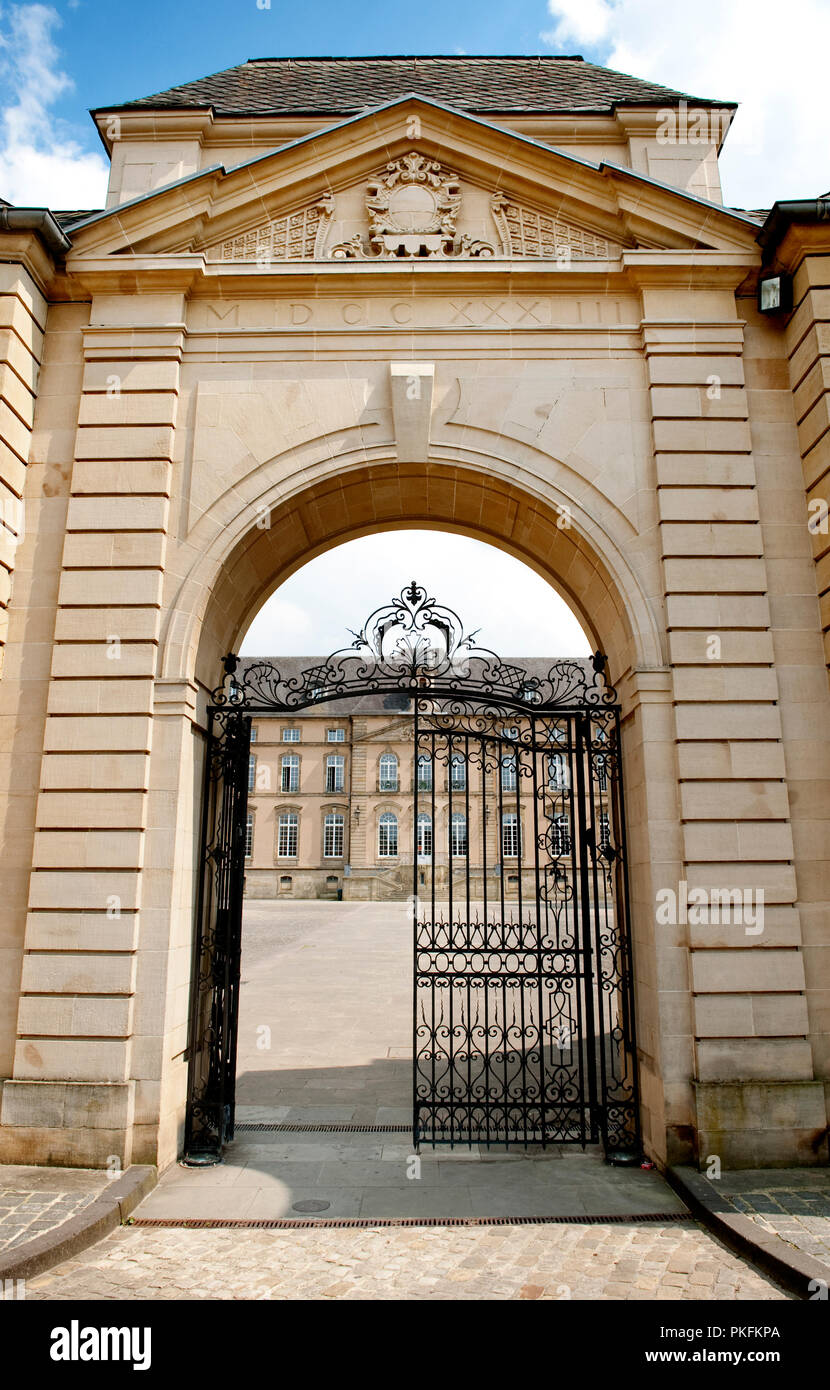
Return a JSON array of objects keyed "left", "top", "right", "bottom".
[{"left": 239, "top": 532, "right": 592, "bottom": 657}]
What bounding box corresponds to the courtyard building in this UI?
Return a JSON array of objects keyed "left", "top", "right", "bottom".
[
  {"left": 243, "top": 657, "right": 605, "bottom": 902},
  {"left": 0, "top": 55, "right": 828, "bottom": 1172}
]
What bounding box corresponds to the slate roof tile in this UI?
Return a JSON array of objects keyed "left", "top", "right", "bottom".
[{"left": 103, "top": 55, "right": 733, "bottom": 117}]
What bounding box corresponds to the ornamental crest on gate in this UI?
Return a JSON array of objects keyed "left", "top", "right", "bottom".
[{"left": 330, "top": 151, "right": 495, "bottom": 260}]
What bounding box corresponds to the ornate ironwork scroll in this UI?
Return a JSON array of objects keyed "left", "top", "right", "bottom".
[
  {"left": 184, "top": 582, "right": 639, "bottom": 1161},
  {"left": 212, "top": 581, "right": 617, "bottom": 713}
]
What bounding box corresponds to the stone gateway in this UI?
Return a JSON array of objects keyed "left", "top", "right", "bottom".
[{"left": 0, "top": 55, "right": 828, "bottom": 1172}]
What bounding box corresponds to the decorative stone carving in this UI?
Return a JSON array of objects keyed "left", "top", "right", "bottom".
[
  {"left": 491, "top": 193, "right": 622, "bottom": 260},
  {"left": 206, "top": 194, "right": 333, "bottom": 262},
  {"left": 330, "top": 151, "right": 495, "bottom": 260}
]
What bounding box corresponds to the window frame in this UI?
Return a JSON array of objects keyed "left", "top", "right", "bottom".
[
  {"left": 379, "top": 752, "right": 399, "bottom": 791},
  {"left": 450, "top": 811, "right": 467, "bottom": 858},
  {"left": 323, "top": 810, "right": 345, "bottom": 859},
  {"left": 416, "top": 812, "right": 433, "bottom": 860},
  {"left": 280, "top": 752, "right": 300, "bottom": 793},
  {"left": 378, "top": 811, "right": 398, "bottom": 858},
  {"left": 277, "top": 810, "right": 299, "bottom": 859},
  {"left": 325, "top": 753, "right": 345, "bottom": 793},
  {"left": 449, "top": 753, "right": 466, "bottom": 791},
  {"left": 501, "top": 811, "right": 520, "bottom": 859}
]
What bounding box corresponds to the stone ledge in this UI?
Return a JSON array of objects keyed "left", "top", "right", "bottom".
[
  {"left": 0, "top": 1164, "right": 156, "bottom": 1282},
  {"left": 667, "top": 1164, "right": 830, "bottom": 1301}
]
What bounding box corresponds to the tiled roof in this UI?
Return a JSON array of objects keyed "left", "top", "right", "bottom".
[
  {"left": 52, "top": 210, "right": 103, "bottom": 228},
  {"left": 103, "top": 55, "right": 734, "bottom": 117}
]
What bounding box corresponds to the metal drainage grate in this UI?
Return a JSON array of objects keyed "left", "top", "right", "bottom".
[
  {"left": 131, "top": 1212, "right": 693, "bottom": 1231},
  {"left": 234, "top": 1122, "right": 411, "bottom": 1133}
]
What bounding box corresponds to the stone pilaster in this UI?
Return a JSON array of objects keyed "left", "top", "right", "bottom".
[
  {"left": 638, "top": 271, "right": 826, "bottom": 1165},
  {"left": 0, "top": 301, "right": 184, "bottom": 1166}
]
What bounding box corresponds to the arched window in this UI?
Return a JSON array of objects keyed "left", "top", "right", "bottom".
[
  {"left": 450, "top": 812, "right": 467, "bottom": 858},
  {"left": 323, "top": 812, "right": 344, "bottom": 858},
  {"left": 501, "top": 753, "right": 517, "bottom": 792},
  {"left": 450, "top": 754, "right": 466, "bottom": 791},
  {"left": 417, "top": 754, "right": 432, "bottom": 791},
  {"left": 281, "top": 753, "right": 299, "bottom": 793},
  {"left": 379, "top": 753, "right": 398, "bottom": 791},
  {"left": 326, "top": 754, "right": 344, "bottom": 792},
  {"left": 378, "top": 812, "right": 398, "bottom": 857},
  {"left": 417, "top": 813, "right": 432, "bottom": 858},
  {"left": 277, "top": 811, "right": 298, "bottom": 858},
  {"left": 502, "top": 812, "right": 520, "bottom": 858},
  {"left": 548, "top": 752, "right": 567, "bottom": 791}
]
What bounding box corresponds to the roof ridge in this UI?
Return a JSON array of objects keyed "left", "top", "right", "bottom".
[{"left": 244, "top": 54, "right": 587, "bottom": 62}]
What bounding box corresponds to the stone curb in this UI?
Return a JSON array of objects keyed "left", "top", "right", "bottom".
[
  {"left": 667, "top": 1164, "right": 830, "bottom": 1301},
  {"left": 0, "top": 1164, "right": 157, "bottom": 1283}
]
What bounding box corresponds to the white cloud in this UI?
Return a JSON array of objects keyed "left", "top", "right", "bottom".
[
  {"left": 541, "top": 0, "right": 614, "bottom": 47},
  {"left": 240, "top": 531, "right": 591, "bottom": 658},
  {"left": 0, "top": 3, "right": 108, "bottom": 208},
  {"left": 542, "top": 0, "right": 830, "bottom": 208}
]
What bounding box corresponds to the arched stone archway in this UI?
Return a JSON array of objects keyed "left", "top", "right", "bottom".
[
  {"left": 161, "top": 451, "right": 664, "bottom": 699},
  {"left": 130, "top": 457, "right": 680, "bottom": 1172}
]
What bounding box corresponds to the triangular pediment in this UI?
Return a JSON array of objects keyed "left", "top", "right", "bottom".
[{"left": 66, "top": 95, "right": 761, "bottom": 265}]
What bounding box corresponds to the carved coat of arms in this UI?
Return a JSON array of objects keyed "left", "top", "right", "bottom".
[{"left": 331, "top": 151, "right": 494, "bottom": 260}]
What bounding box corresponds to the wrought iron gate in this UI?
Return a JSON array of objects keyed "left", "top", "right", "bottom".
[{"left": 183, "top": 583, "right": 639, "bottom": 1163}]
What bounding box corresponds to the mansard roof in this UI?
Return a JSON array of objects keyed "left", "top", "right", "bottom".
[{"left": 100, "top": 54, "right": 735, "bottom": 118}]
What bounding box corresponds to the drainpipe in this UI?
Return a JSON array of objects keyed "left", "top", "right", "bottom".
[{"left": 0, "top": 206, "right": 71, "bottom": 257}]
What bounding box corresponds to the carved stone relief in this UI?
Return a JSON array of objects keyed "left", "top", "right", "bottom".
[
  {"left": 330, "top": 152, "right": 495, "bottom": 260},
  {"left": 205, "top": 195, "right": 334, "bottom": 262},
  {"left": 491, "top": 194, "right": 623, "bottom": 259}
]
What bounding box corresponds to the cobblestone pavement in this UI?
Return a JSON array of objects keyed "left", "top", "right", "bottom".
[
  {"left": 27, "top": 1220, "right": 790, "bottom": 1300},
  {"left": 703, "top": 1169, "right": 830, "bottom": 1268},
  {"left": 0, "top": 1168, "right": 110, "bottom": 1252}
]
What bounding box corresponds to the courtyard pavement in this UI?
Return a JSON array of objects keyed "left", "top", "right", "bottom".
[
  {"left": 26, "top": 1218, "right": 789, "bottom": 1301},
  {"left": 0, "top": 903, "right": 803, "bottom": 1300},
  {"left": 137, "top": 900, "right": 686, "bottom": 1223}
]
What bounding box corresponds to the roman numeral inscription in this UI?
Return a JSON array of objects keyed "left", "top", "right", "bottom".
[{"left": 187, "top": 297, "right": 631, "bottom": 331}]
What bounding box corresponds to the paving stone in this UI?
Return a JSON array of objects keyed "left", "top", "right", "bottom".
[{"left": 25, "top": 1220, "right": 791, "bottom": 1302}]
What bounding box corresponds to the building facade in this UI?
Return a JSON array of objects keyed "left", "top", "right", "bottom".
[
  {"left": 244, "top": 660, "right": 599, "bottom": 901},
  {"left": 0, "top": 55, "right": 829, "bottom": 1171}
]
